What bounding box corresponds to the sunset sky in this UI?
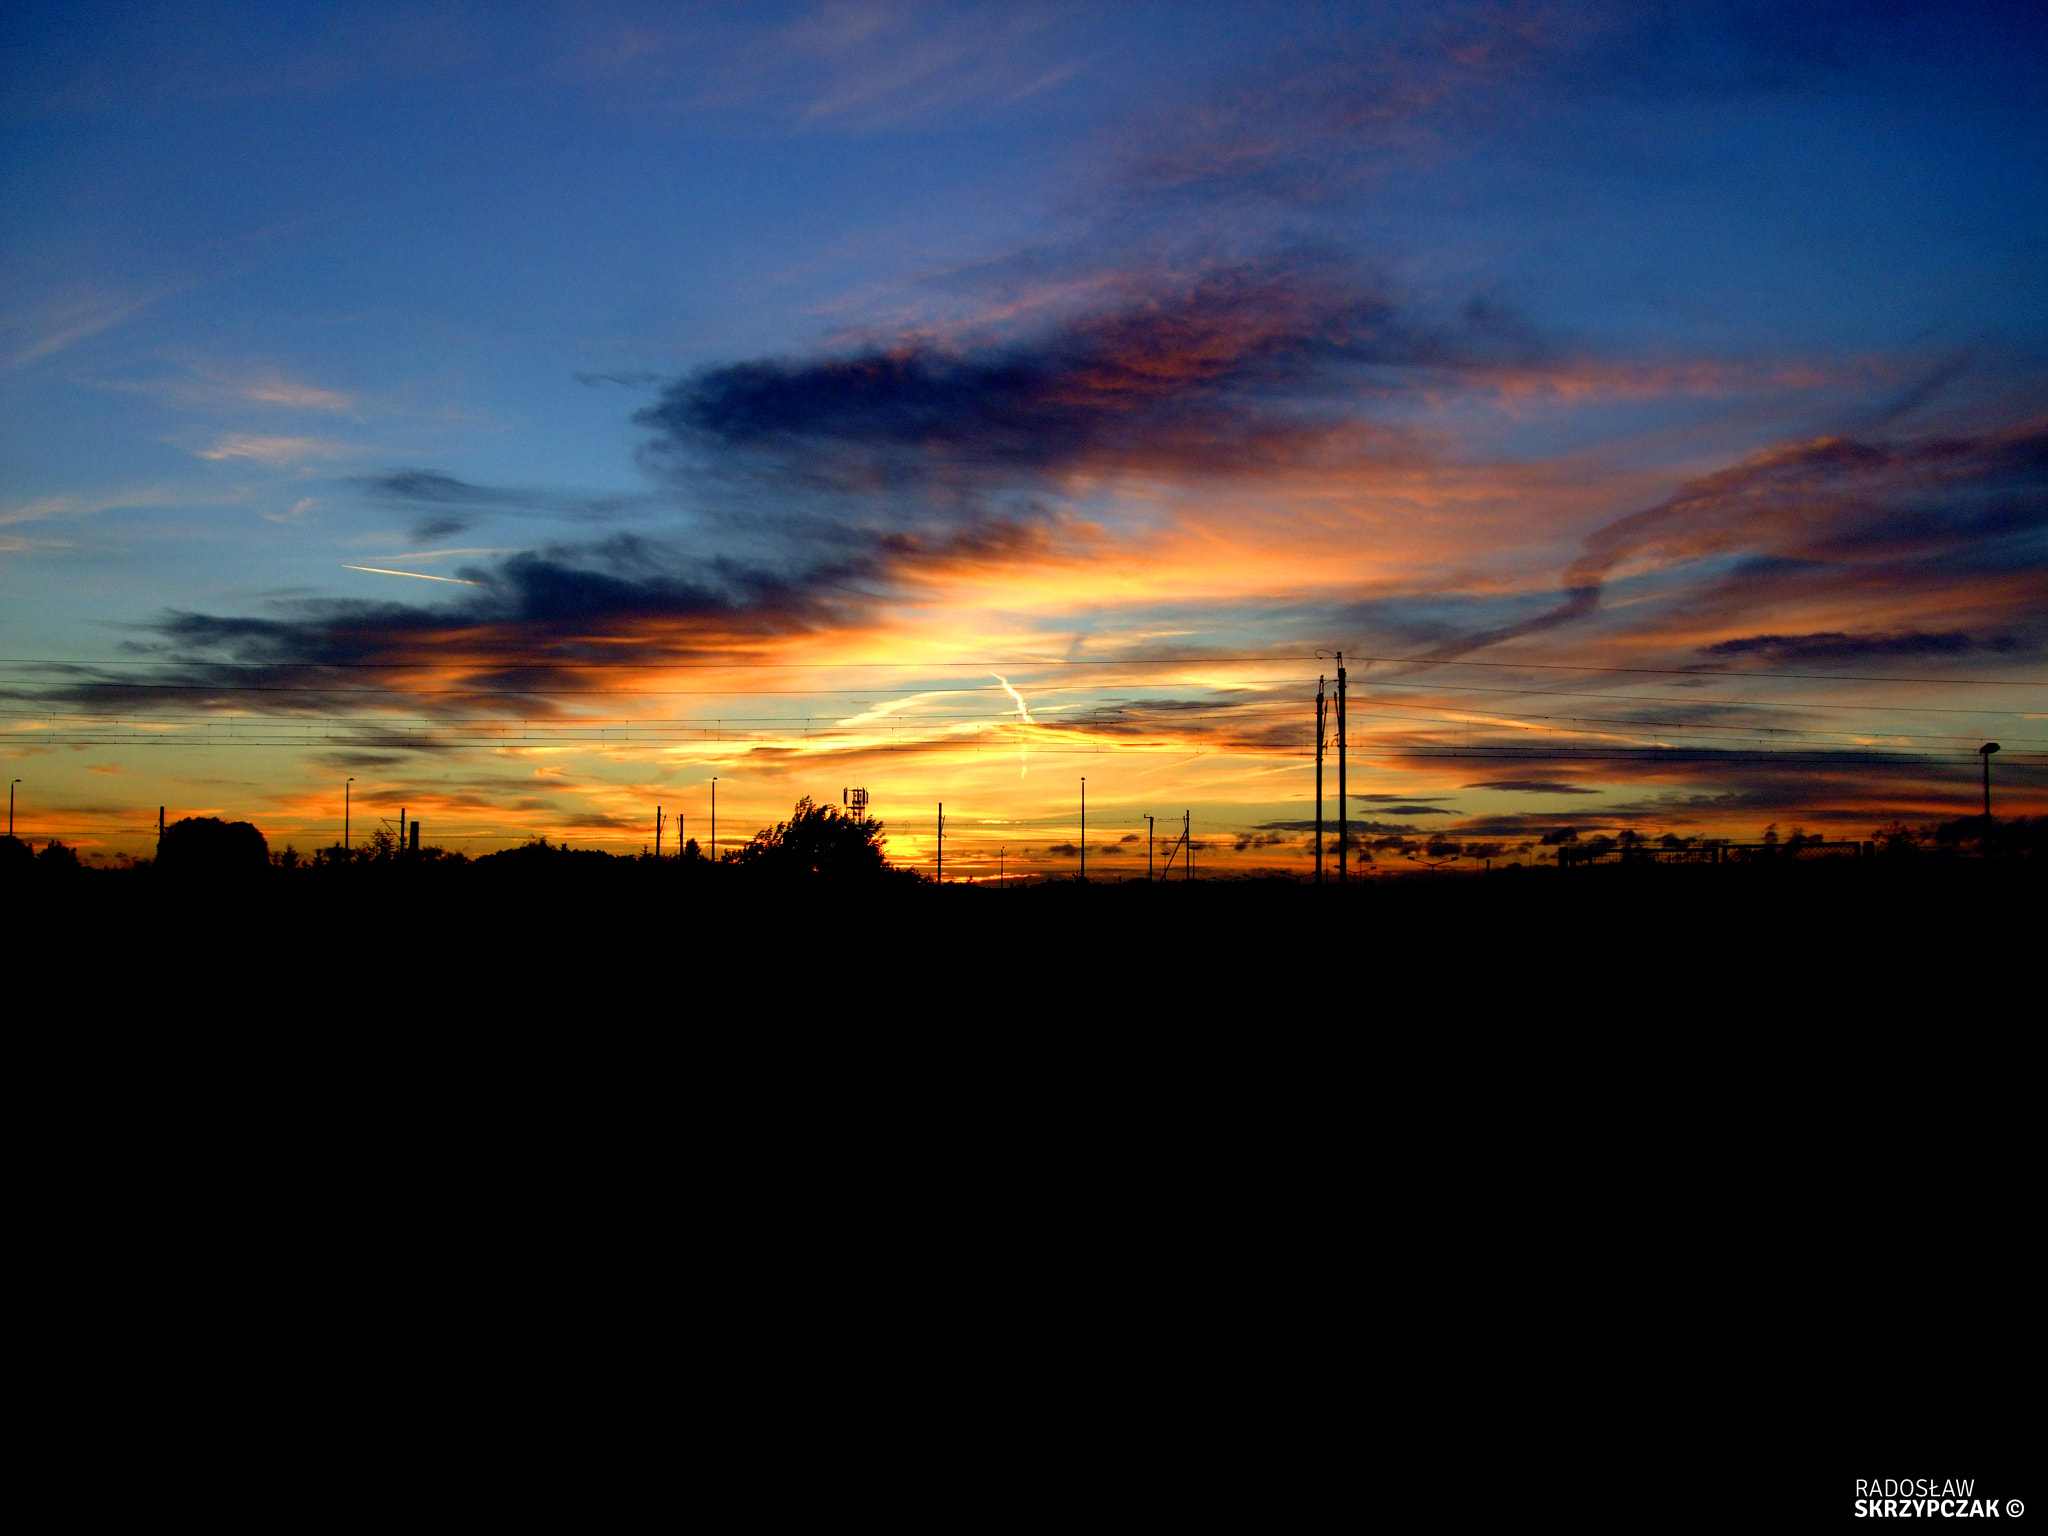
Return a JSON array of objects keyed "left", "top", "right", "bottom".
[{"left": 4, "top": 1, "right": 2043, "bottom": 874}]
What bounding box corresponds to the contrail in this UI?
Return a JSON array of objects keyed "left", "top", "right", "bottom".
[
  {"left": 342, "top": 565, "right": 480, "bottom": 585},
  {"left": 991, "top": 673, "right": 1033, "bottom": 723},
  {"left": 992, "top": 672, "right": 1032, "bottom": 779}
]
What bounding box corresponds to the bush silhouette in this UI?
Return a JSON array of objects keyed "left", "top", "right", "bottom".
[
  {"left": 728, "top": 797, "right": 894, "bottom": 880},
  {"left": 37, "top": 839, "right": 82, "bottom": 871},
  {"left": 158, "top": 816, "right": 269, "bottom": 876},
  {"left": 0, "top": 835, "right": 31, "bottom": 878}
]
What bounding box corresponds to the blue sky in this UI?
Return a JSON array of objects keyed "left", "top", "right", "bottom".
[{"left": 3, "top": 2, "right": 2043, "bottom": 865}]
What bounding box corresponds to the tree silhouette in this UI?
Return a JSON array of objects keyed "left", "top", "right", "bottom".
[
  {"left": 158, "top": 816, "right": 269, "bottom": 876},
  {"left": 36, "top": 839, "right": 81, "bottom": 872},
  {"left": 728, "top": 797, "right": 893, "bottom": 879}
]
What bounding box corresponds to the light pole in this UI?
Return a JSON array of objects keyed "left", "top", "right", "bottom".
[
  {"left": 1145, "top": 814, "right": 1154, "bottom": 883},
  {"left": 8, "top": 779, "right": 18, "bottom": 838},
  {"left": 1981, "top": 743, "right": 2001, "bottom": 823},
  {"left": 345, "top": 778, "right": 353, "bottom": 849},
  {"left": 710, "top": 777, "right": 717, "bottom": 865},
  {"left": 1080, "top": 777, "right": 1086, "bottom": 882}
]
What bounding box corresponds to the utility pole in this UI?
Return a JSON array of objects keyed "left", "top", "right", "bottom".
[
  {"left": 1184, "top": 810, "right": 1191, "bottom": 883},
  {"left": 710, "top": 777, "right": 717, "bottom": 866},
  {"left": 655, "top": 806, "right": 662, "bottom": 858},
  {"left": 1000, "top": 847, "right": 1005, "bottom": 888},
  {"left": 8, "top": 779, "right": 18, "bottom": 838},
  {"left": 937, "top": 802, "right": 944, "bottom": 883},
  {"left": 1080, "top": 777, "right": 1086, "bottom": 881},
  {"left": 1315, "top": 675, "right": 1326, "bottom": 884},
  {"left": 1337, "top": 653, "right": 1348, "bottom": 885},
  {"left": 345, "top": 778, "right": 353, "bottom": 849},
  {"left": 399, "top": 807, "right": 406, "bottom": 853},
  {"left": 1145, "top": 814, "right": 1155, "bottom": 882},
  {"left": 157, "top": 805, "right": 164, "bottom": 851}
]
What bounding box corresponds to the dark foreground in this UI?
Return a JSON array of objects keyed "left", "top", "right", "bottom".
[
  {"left": 10, "top": 851, "right": 2030, "bottom": 1491},
  {"left": 6, "top": 854, "right": 2038, "bottom": 1019}
]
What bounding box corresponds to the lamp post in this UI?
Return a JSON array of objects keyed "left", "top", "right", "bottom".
[
  {"left": 1980, "top": 743, "right": 2001, "bottom": 822},
  {"left": 1080, "top": 777, "right": 1086, "bottom": 882},
  {"left": 345, "top": 778, "right": 353, "bottom": 849},
  {"left": 1145, "top": 814, "right": 1154, "bottom": 883},
  {"left": 8, "top": 779, "right": 18, "bottom": 838},
  {"left": 710, "top": 777, "right": 717, "bottom": 865}
]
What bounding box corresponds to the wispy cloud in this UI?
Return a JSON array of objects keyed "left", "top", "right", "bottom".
[
  {"left": 0, "top": 283, "right": 187, "bottom": 371},
  {"left": 0, "top": 485, "right": 227, "bottom": 527},
  {"left": 195, "top": 434, "right": 364, "bottom": 466},
  {"left": 100, "top": 360, "right": 357, "bottom": 412}
]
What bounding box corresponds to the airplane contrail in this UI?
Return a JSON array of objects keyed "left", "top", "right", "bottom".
[
  {"left": 342, "top": 565, "right": 480, "bottom": 585},
  {"left": 992, "top": 672, "right": 1032, "bottom": 778},
  {"left": 991, "top": 673, "right": 1033, "bottom": 723}
]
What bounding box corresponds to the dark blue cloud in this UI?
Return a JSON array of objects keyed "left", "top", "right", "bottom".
[{"left": 636, "top": 252, "right": 1541, "bottom": 494}]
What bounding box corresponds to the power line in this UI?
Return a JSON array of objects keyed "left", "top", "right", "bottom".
[
  {"left": 8, "top": 699, "right": 2041, "bottom": 743},
  {"left": 3, "top": 675, "right": 2039, "bottom": 716},
  {"left": 0, "top": 653, "right": 2038, "bottom": 684}
]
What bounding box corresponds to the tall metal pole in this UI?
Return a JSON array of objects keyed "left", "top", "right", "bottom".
[
  {"left": 656, "top": 806, "right": 662, "bottom": 859},
  {"left": 711, "top": 777, "right": 717, "bottom": 865},
  {"left": 1080, "top": 778, "right": 1086, "bottom": 881},
  {"left": 1981, "top": 743, "right": 2001, "bottom": 823},
  {"left": 1185, "top": 810, "right": 1191, "bottom": 882},
  {"left": 1315, "top": 676, "right": 1326, "bottom": 884},
  {"left": 937, "top": 802, "right": 943, "bottom": 883},
  {"left": 1336, "top": 654, "right": 1348, "bottom": 884},
  {"left": 8, "top": 779, "right": 16, "bottom": 837},
  {"left": 345, "top": 778, "right": 353, "bottom": 849},
  {"left": 1146, "top": 814, "right": 1154, "bottom": 882}
]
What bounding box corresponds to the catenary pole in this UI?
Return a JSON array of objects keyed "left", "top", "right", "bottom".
[
  {"left": 1337, "top": 653, "right": 1347, "bottom": 884},
  {"left": 1315, "top": 675, "right": 1326, "bottom": 884}
]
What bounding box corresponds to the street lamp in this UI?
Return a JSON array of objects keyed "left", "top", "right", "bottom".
[
  {"left": 710, "top": 776, "right": 717, "bottom": 866},
  {"left": 1080, "top": 777, "right": 1086, "bottom": 882},
  {"left": 1145, "top": 813, "right": 1154, "bottom": 883},
  {"left": 8, "top": 779, "right": 18, "bottom": 838},
  {"left": 1980, "top": 743, "right": 2001, "bottom": 822},
  {"left": 345, "top": 778, "right": 354, "bottom": 849}
]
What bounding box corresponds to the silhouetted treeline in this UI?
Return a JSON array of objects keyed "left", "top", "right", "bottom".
[
  {"left": 0, "top": 799, "right": 925, "bottom": 894},
  {"left": 2, "top": 807, "right": 2042, "bottom": 895}
]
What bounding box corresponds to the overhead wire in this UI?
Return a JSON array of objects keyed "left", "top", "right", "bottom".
[{"left": 0, "top": 652, "right": 2039, "bottom": 684}]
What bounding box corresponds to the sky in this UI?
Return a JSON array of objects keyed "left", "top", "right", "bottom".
[{"left": 3, "top": 0, "right": 2044, "bottom": 875}]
